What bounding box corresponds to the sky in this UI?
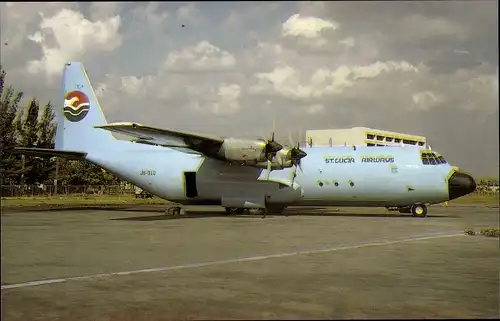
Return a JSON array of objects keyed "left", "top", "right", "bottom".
[{"left": 0, "top": 1, "right": 498, "bottom": 177}]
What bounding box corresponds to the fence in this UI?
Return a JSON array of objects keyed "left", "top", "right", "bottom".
[
  {"left": 1, "top": 184, "right": 498, "bottom": 198},
  {"left": 0, "top": 184, "right": 136, "bottom": 197}
]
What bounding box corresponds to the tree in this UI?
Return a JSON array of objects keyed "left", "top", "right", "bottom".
[
  {"left": 36, "top": 102, "right": 56, "bottom": 184},
  {"left": 16, "top": 98, "right": 42, "bottom": 185},
  {"left": 0, "top": 65, "right": 24, "bottom": 184},
  {"left": 0, "top": 65, "right": 122, "bottom": 189}
]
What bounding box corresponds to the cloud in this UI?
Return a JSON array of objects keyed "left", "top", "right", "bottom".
[
  {"left": 26, "top": 8, "right": 122, "bottom": 78},
  {"left": 249, "top": 61, "right": 419, "bottom": 101},
  {"left": 163, "top": 41, "right": 236, "bottom": 72},
  {"left": 89, "top": 2, "right": 121, "bottom": 21},
  {"left": 120, "top": 75, "right": 155, "bottom": 97},
  {"left": 132, "top": 2, "right": 168, "bottom": 27},
  {"left": 176, "top": 3, "right": 201, "bottom": 25},
  {"left": 281, "top": 13, "right": 339, "bottom": 50},
  {"left": 187, "top": 83, "right": 242, "bottom": 115},
  {"left": 0, "top": 2, "right": 497, "bottom": 177},
  {"left": 282, "top": 14, "right": 338, "bottom": 38},
  {"left": 412, "top": 91, "right": 444, "bottom": 111},
  {"left": 401, "top": 14, "right": 468, "bottom": 41}
]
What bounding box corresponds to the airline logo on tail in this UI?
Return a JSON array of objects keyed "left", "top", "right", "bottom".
[{"left": 63, "top": 90, "right": 90, "bottom": 122}]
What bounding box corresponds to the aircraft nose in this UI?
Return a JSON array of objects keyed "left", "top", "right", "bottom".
[{"left": 448, "top": 172, "right": 477, "bottom": 200}]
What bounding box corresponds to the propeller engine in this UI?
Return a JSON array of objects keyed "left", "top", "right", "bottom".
[
  {"left": 286, "top": 133, "right": 307, "bottom": 185},
  {"left": 262, "top": 131, "right": 307, "bottom": 182},
  {"left": 262, "top": 132, "right": 283, "bottom": 160}
]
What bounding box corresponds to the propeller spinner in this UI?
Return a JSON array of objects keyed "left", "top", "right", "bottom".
[
  {"left": 264, "top": 132, "right": 283, "bottom": 156},
  {"left": 287, "top": 132, "right": 307, "bottom": 185}
]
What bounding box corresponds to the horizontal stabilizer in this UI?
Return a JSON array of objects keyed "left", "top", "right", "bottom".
[{"left": 12, "top": 148, "right": 87, "bottom": 160}]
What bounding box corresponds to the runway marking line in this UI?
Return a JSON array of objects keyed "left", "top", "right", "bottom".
[{"left": 1, "top": 232, "right": 463, "bottom": 290}]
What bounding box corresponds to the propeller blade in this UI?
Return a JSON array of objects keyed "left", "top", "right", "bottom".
[
  {"left": 266, "top": 160, "right": 271, "bottom": 180},
  {"left": 288, "top": 130, "right": 294, "bottom": 147}
]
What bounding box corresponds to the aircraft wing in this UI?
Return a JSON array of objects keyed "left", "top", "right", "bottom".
[{"left": 96, "top": 122, "right": 224, "bottom": 155}]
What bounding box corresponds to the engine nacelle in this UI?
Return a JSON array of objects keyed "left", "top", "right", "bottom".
[
  {"left": 218, "top": 138, "right": 268, "bottom": 163},
  {"left": 252, "top": 148, "right": 295, "bottom": 169}
]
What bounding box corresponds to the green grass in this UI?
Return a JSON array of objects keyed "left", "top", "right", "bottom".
[
  {"left": 1, "top": 206, "right": 498, "bottom": 320},
  {"left": 1, "top": 195, "right": 170, "bottom": 208},
  {"left": 449, "top": 193, "right": 498, "bottom": 205},
  {"left": 1, "top": 192, "right": 498, "bottom": 209}
]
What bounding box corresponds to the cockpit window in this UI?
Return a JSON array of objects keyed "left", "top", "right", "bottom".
[{"left": 420, "top": 151, "right": 447, "bottom": 165}]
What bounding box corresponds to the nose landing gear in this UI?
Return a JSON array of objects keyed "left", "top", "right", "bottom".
[
  {"left": 410, "top": 204, "right": 427, "bottom": 218},
  {"left": 389, "top": 204, "right": 428, "bottom": 217}
]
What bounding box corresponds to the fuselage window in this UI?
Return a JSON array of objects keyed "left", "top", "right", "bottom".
[
  {"left": 435, "top": 154, "right": 447, "bottom": 164},
  {"left": 421, "top": 152, "right": 441, "bottom": 165}
]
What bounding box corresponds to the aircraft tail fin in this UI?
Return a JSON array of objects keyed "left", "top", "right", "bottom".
[{"left": 54, "top": 62, "right": 116, "bottom": 154}]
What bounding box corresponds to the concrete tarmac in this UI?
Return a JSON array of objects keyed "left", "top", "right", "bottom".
[{"left": 1, "top": 205, "right": 498, "bottom": 320}]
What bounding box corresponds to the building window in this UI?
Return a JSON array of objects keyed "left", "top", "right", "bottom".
[
  {"left": 367, "top": 143, "right": 375, "bottom": 146},
  {"left": 376, "top": 144, "right": 385, "bottom": 146},
  {"left": 418, "top": 141, "right": 425, "bottom": 146},
  {"left": 386, "top": 137, "right": 393, "bottom": 142},
  {"left": 394, "top": 138, "right": 401, "bottom": 143},
  {"left": 403, "top": 139, "right": 416, "bottom": 145},
  {"left": 366, "top": 134, "right": 375, "bottom": 139},
  {"left": 376, "top": 136, "right": 384, "bottom": 141}
]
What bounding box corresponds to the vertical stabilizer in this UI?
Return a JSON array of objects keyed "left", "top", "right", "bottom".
[{"left": 54, "top": 62, "right": 115, "bottom": 153}]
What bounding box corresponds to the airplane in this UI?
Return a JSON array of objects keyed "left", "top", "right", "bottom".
[{"left": 13, "top": 62, "right": 477, "bottom": 218}]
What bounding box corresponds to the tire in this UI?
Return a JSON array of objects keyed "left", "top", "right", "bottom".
[
  {"left": 225, "top": 207, "right": 244, "bottom": 214},
  {"left": 411, "top": 204, "right": 428, "bottom": 218}
]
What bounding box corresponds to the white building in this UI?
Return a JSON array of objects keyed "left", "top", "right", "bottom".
[{"left": 305, "top": 127, "right": 427, "bottom": 148}]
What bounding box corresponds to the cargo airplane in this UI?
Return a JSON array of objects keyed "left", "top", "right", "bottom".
[{"left": 14, "top": 62, "right": 477, "bottom": 218}]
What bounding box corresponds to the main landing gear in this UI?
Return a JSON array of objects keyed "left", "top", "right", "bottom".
[
  {"left": 224, "top": 206, "right": 287, "bottom": 219},
  {"left": 165, "top": 206, "right": 182, "bottom": 217},
  {"left": 225, "top": 207, "right": 246, "bottom": 215},
  {"left": 395, "top": 203, "right": 428, "bottom": 218}
]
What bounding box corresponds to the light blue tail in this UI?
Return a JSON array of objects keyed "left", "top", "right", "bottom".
[{"left": 54, "top": 62, "right": 116, "bottom": 153}]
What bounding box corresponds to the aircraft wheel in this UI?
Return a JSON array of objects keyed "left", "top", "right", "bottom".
[
  {"left": 225, "top": 207, "right": 245, "bottom": 215},
  {"left": 166, "top": 206, "right": 181, "bottom": 217},
  {"left": 411, "top": 204, "right": 427, "bottom": 218}
]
